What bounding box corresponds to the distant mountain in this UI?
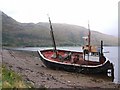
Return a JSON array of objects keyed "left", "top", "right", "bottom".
[{"left": 2, "top": 12, "right": 118, "bottom": 47}]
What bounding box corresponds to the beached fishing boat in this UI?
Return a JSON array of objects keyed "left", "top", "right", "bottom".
[
  {"left": 37, "top": 16, "right": 113, "bottom": 75},
  {"left": 37, "top": 48, "right": 113, "bottom": 74}
]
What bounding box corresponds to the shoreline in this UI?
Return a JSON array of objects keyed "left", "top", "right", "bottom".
[{"left": 2, "top": 49, "right": 120, "bottom": 88}]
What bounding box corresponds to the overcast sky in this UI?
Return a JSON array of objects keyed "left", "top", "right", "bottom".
[{"left": 0, "top": 0, "right": 119, "bottom": 37}]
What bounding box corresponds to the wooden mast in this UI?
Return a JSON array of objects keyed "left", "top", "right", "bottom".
[
  {"left": 88, "top": 21, "right": 91, "bottom": 52},
  {"left": 87, "top": 21, "right": 91, "bottom": 60},
  {"left": 47, "top": 15, "right": 57, "bottom": 57}
]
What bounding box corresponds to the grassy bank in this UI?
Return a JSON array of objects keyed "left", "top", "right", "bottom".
[
  {"left": 0, "top": 66, "right": 2, "bottom": 89},
  {"left": 2, "top": 65, "right": 33, "bottom": 88}
]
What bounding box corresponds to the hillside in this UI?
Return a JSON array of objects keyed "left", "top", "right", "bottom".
[{"left": 2, "top": 12, "right": 118, "bottom": 47}]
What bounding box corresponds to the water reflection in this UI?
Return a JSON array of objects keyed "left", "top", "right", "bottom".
[
  {"left": 104, "top": 47, "right": 119, "bottom": 84},
  {"left": 118, "top": 46, "right": 120, "bottom": 84}
]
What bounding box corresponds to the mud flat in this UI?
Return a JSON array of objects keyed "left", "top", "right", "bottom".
[{"left": 2, "top": 49, "right": 120, "bottom": 89}]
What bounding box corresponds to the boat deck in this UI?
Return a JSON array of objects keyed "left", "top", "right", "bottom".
[{"left": 42, "top": 50, "right": 101, "bottom": 66}]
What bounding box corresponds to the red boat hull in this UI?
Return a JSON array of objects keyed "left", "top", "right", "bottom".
[{"left": 37, "top": 49, "right": 113, "bottom": 74}]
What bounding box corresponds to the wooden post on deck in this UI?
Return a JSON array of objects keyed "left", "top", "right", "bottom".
[{"left": 101, "top": 40, "right": 103, "bottom": 56}]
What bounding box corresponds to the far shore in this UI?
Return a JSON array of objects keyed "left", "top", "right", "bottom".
[{"left": 2, "top": 45, "right": 119, "bottom": 49}]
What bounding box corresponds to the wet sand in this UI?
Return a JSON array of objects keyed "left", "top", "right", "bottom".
[{"left": 2, "top": 49, "right": 120, "bottom": 89}]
